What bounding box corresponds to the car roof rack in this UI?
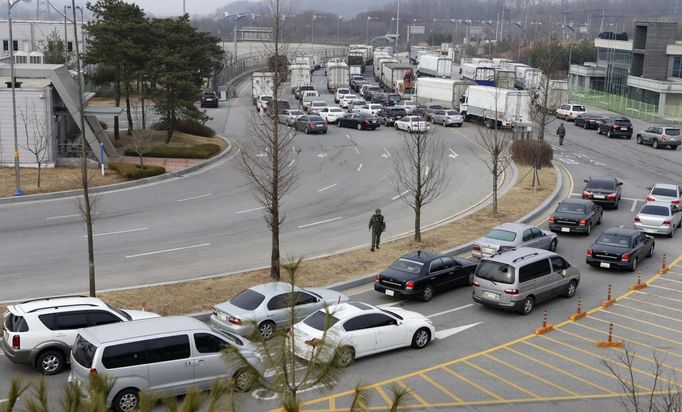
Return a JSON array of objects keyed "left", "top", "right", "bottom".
[
  {"left": 512, "top": 252, "right": 540, "bottom": 263},
  {"left": 21, "top": 295, "right": 88, "bottom": 304}
]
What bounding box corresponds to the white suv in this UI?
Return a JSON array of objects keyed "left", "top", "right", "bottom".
[
  {"left": 2, "top": 296, "right": 159, "bottom": 375},
  {"left": 556, "top": 103, "right": 586, "bottom": 121}
]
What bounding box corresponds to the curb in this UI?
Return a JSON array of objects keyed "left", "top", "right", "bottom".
[{"left": 0, "top": 137, "right": 233, "bottom": 205}]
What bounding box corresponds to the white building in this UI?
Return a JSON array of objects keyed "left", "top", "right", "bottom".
[{"left": 0, "top": 19, "right": 85, "bottom": 64}]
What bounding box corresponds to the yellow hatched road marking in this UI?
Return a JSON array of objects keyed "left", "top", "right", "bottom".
[
  {"left": 648, "top": 284, "right": 682, "bottom": 293},
  {"left": 623, "top": 296, "right": 682, "bottom": 314},
  {"left": 374, "top": 385, "right": 393, "bottom": 406},
  {"left": 419, "top": 373, "right": 464, "bottom": 404},
  {"left": 396, "top": 380, "right": 428, "bottom": 406},
  {"left": 614, "top": 304, "right": 682, "bottom": 324},
  {"left": 464, "top": 360, "right": 541, "bottom": 399},
  {"left": 442, "top": 365, "right": 505, "bottom": 401},
  {"left": 504, "top": 347, "right": 616, "bottom": 395},
  {"left": 633, "top": 290, "right": 682, "bottom": 305},
  {"left": 484, "top": 353, "right": 579, "bottom": 396},
  {"left": 601, "top": 309, "right": 682, "bottom": 334},
  {"left": 589, "top": 316, "right": 682, "bottom": 348}
]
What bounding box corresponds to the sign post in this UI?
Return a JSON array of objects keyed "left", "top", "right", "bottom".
[{"left": 100, "top": 142, "right": 105, "bottom": 176}]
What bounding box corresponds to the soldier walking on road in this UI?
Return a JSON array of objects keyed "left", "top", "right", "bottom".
[
  {"left": 557, "top": 123, "right": 566, "bottom": 145},
  {"left": 369, "top": 208, "right": 386, "bottom": 252}
]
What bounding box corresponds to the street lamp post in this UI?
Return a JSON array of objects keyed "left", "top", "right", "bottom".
[
  {"left": 230, "top": 12, "right": 246, "bottom": 62},
  {"left": 513, "top": 21, "right": 523, "bottom": 62},
  {"left": 311, "top": 14, "right": 317, "bottom": 46},
  {"left": 76, "top": 5, "right": 84, "bottom": 54},
  {"left": 366, "top": 16, "right": 378, "bottom": 44},
  {"left": 561, "top": 24, "right": 576, "bottom": 84},
  {"left": 63, "top": 4, "right": 69, "bottom": 64},
  {"left": 336, "top": 17, "right": 342, "bottom": 46}
]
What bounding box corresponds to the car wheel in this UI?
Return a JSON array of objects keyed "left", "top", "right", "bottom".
[
  {"left": 36, "top": 349, "right": 64, "bottom": 375},
  {"left": 304, "top": 127, "right": 309, "bottom": 134},
  {"left": 411, "top": 328, "right": 431, "bottom": 349},
  {"left": 613, "top": 200, "right": 619, "bottom": 210},
  {"left": 112, "top": 388, "right": 139, "bottom": 412},
  {"left": 597, "top": 127, "right": 602, "bottom": 135},
  {"left": 395, "top": 124, "right": 399, "bottom": 130},
  {"left": 234, "top": 368, "right": 257, "bottom": 392},
  {"left": 668, "top": 225, "right": 675, "bottom": 238},
  {"left": 357, "top": 124, "right": 362, "bottom": 130},
  {"left": 337, "top": 121, "right": 342, "bottom": 127},
  {"left": 597, "top": 212, "right": 603, "bottom": 225},
  {"left": 636, "top": 136, "right": 643, "bottom": 144},
  {"left": 648, "top": 243, "right": 655, "bottom": 257},
  {"left": 421, "top": 284, "right": 435, "bottom": 302},
  {"left": 335, "top": 346, "right": 355, "bottom": 368},
  {"left": 564, "top": 280, "right": 578, "bottom": 298},
  {"left": 443, "top": 120, "right": 447, "bottom": 127},
  {"left": 583, "top": 122, "right": 588, "bottom": 129},
  {"left": 549, "top": 239, "right": 558, "bottom": 252},
  {"left": 519, "top": 296, "right": 535, "bottom": 315},
  {"left": 629, "top": 257, "right": 638, "bottom": 272},
  {"left": 626, "top": 135, "right": 631, "bottom": 139},
  {"left": 468, "top": 272, "right": 475, "bottom": 286},
  {"left": 607, "top": 130, "right": 612, "bottom": 138},
  {"left": 672, "top": 146, "right": 678, "bottom": 151},
  {"left": 585, "top": 224, "right": 591, "bottom": 236},
  {"left": 258, "top": 321, "right": 276, "bottom": 339},
  {"left": 653, "top": 139, "right": 659, "bottom": 149}
]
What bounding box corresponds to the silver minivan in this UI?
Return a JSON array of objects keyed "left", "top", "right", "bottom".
[
  {"left": 472, "top": 248, "right": 580, "bottom": 315},
  {"left": 68, "top": 316, "right": 262, "bottom": 412}
]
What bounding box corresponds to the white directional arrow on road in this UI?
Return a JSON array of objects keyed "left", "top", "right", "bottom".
[
  {"left": 256, "top": 152, "right": 268, "bottom": 158},
  {"left": 435, "top": 322, "right": 483, "bottom": 340},
  {"left": 381, "top": 148, "right": 392, "bottom": 158},
  {"left": 448, "top": 147, "right": 458, "bottom": 159},
  {"left": 317, "top": 152, "right": 328, "bottom": 158}
]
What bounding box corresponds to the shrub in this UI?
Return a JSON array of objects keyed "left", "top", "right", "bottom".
[
  {"left": 109, "top": 162, "right": 166, "bottom": 179},
  {"left": 152, "top": 119, "right": 215, "bottom": 137},
  {"left": 510, "top": 139, "right": 553, "bottom": 168},
  {"left": 123, "top": 143, "right": 221, "bottom": 159}
]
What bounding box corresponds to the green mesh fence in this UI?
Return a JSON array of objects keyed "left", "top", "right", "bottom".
[{"left": 569, "top": 87, "right": 659, "bottom": 122}]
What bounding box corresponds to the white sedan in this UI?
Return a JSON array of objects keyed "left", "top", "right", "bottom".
[
  {"left": 359, "top": 104, "right": 384, "bottom": 116},
  {"left": 319, "top": 107, "right": 345, "bottom": 123},
  {"left": 339, "top": 94, "right": 360, "bottom": 108},
  {"left": 335, "top": 88, "right": 351, "bottom": 103},
  {"left": 293, "top": 302, "right": 435, "bottom": 367},
  {"left": 394, "top": 116, "right": 430, "bottom": 133}
]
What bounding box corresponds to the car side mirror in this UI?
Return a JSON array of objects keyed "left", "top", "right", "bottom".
[
  {"left": 618, "top": 182, "right": 623, "bottom": 186},
  {"left": 561, "top": 269, "right": 567, "bottom": 277}
]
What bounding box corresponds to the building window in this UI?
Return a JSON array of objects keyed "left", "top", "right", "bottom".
[
  {"left": 672, "top": 56, "right": 682, "bottom": 78},
  {"left": 67, "top": 41, "right": 73, "bottom": 52},
  {"left": 14, "top": 55, "right": 27, "bottom": 64},
  {"left": 2, "top": 40, "right": 18, "bottom": 51},
  {"left": 29, "top": 55, "right": 42, "bottom": 64}
]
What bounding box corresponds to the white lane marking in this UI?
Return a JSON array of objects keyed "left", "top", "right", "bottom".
[
  {"left": 46, "top": 214, "right": 80, "bottom": 220},
  {"left": 424, "top": 166, "right": 430, "bottom": 177},
  {"left": 317, "top": 152, "right": 328, "bottom": 158},
  {"left": 594, "top": 161, "right": 607, "bottom": 166},
  {"left": 381, "top": 148, "right": 391, "bottom": 158},
  {"left": 86, "top": 227, "right": 149, "bottom": 238},
  {"left": 392, "top": 190, "right": 409, "bottom": 200},
  {"left": 378, "top": 300, "right": 406, "bottom": 307},
  {"left": 297, "top": 217, "right": 343, "bottom": 229},
  {"left": 292, "top": 145, "right": 296, "bottom": 153},
  {"left": 356, "top": 163, "right": 363, "bottom": 172},
  {"left": 400, "top": 135, "right": 405, "bottom": 142},
  {"left": 435, "top": 322, "right": 482, "bottom": 340},
  {"left": 427, "top": 304, "right": 474, "bottom": 319},
  {"left": 236, "top": 206, "right": 266, "bottom": 214},
  {"left": 256, "top": 152, "right": 267, "bottom": 158},
  {"left": 288, "top": 159, "right": 296, "bottom": 167},
  {"left": 631, "top": 199, "right": 639, "bottom": 212},
  {"left": 177, "top": 193, "right": 212, "bottom": 202},
  {"left": 353, "top": 147, "right": 360, "bottom": 154},
  {"left": 557, "top": 157, "right": 579, "bottom": 165},
  {"left": 448, "top": 147, "right": 458, "bottom": 159},
  {"left": 346, "top": 134, "right": 351, "bottom": 140},
  {"left": 126, "top": 243, "right": 211, "bottom": 259},
  {"left": 318, "top": 183, "right": 338, "bottom": 193}
]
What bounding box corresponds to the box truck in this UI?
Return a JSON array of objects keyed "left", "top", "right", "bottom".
[
  {"left": 326, "top": 62, "right": 350, "bottom": 93},
  {"left": 289, "top": 64, "right": 312, "bottom": 94},
  {"left": 494, "top": 69, "right": 516, "bottom": 89},
  {"left": 416, "top": 78, "right": 473, "bottom": 108},
  {"left": 410, "top": 46, "right": 429, "bottom": 63},
  {"left": 459, "top": 85, "right": 532, "bottom": 130},
  {"left": 374, "top": 57, "right": 398, "bottom": 81},
  {"left": 460, "top": 63, "right": 496, "bottom": 86},
  {"left": 381, "top": 62, "right": 413, "bottom": 92},
  {"left": 417, "top": 53, "right": 453, "bottom": 78},
  {"left": 252, "top": 72, "right": 274, "bottom": 105}
]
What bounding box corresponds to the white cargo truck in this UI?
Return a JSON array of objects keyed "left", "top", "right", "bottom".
[
  {"left": 494, "top": 69, "right": 516, "bottom": 89},
  {"left": 326, "top": 62, "right": 350, "bottom": 93},
  {"left": 252, "top": 72, "right": 274, "bottom": 105},
  {"left": 410, "top": 46, "right": 429, "bottom": 63},
  {"left": 372, "top": 50, "right": 392, "bottom": 66},
  {"left": 530, "top": 79, "right": 568, "bottom": 112},
  {"left": 381, "top": 62, "right": 413, "bottom": 92},
  {"left": 415, "top": 78, "right": 473, "bottom": 108},
  {"left": 289, "top": 64, "right": 312, "bottom": 94},
  {"left": 514, "top": 66, "right": 542, "bottom": 90},
  {"left": 374, "top": 57, "right": 398, "bottom": 81},
  {"left": 459, "top": 85, "right": 532, "bottom": 131},
  {"left": 417, "top": 53, "right": 453, "bottom": 78}
]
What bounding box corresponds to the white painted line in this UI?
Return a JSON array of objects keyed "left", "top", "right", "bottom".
[
  {"left": 346, "top": 134, "right": 351, "bottom": 140},
  {"left": 353, "top": 147, "right": 360, "bottom": 154},
  {"left": 392, "top": 190, "right": 409, "bottom": 200},
  {"left": 427, "top": 304, "right": 474, "bottom": 319},
  {"left": 424, "top": 166, "right": 430, "bottom": 177},
  {"left": 236, "top": 206, "right": 266, "bottom": 214},
  {"left": 630, "top": 199, "right": 638, "bottom": 212},
  {"left": 318, "top": 183, "right": 338, "bottom": 193},
  {"left": 86, "top": 227, "right": 149, "bottom": 238},
  {"left": 126, "top": 243, "right": 211, "bottom": 259},
  {"left": 177, "top": 193, "right": 212, "bottom": 202},
  {"left": 317, "top": 152, "right": 328, "bottom": 158},
  {"left": 381, "top": 148, "right": 392, "bottom": 158},
  {"left": 448, "top": 147, "right": 458, "bottom": 159},
  {"left": 46, "top": 214, "right": 80, "bottom": 220},
  {"left": 297, "top": 217, "right": 343, "bottom": 229},
  {"left": 356, "top": 163, "right": 363, "bottom": 172},
  {"left": 288, "top": 159, "right": 296, "bottom": 167},
  {"left": 378, "top": 300, "right": 406, "bottom": 307}
]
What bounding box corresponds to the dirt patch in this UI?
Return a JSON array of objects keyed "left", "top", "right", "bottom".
[
  {"left": 0, "top": 167, "right": 125, "bottom": 198},
  {"left": 99, "top": 165, "right": 556, "bottom": 316},
  {"left": 110, "top": 130, "right": 228, "bottom": 154}
]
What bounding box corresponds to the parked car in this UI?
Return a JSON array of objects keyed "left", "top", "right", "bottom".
[
  {"left": 414, "top": 104, "right": 427, "bottom": 117},
  {"left": 549, "top": 198, "right": 603, "bottom": 235},
  {"left": 337, "top": 113, "right": 380, "bottom": 130},
  {"left": 597, "top": 117, "right": 633, "bottom": 139},
  {"left": 256, "top": 95, "right": 273, "bottom": 112},
  {"left": 396, "top": 100, "right": 417, "bottom": 114},
  {"left": 200, "top": 91, "right": 219, "bottom": 108},
  {"left": 387, "top": 93, "right": 402, "bottom": 106},
  {"left": 362, "top": 85, "right": 382, "bottom": 100},
  {"left": 278, "top": 109, "right": 305, "bottom": 126},
  {"left": 371, "top": 92, "right": 390, "bottom": 106},
  {"left": 348, "top": 99, "right": 369, "bottom": 113},
  {"left": 359, "top": 103, "right": 384, "bottom": 116},
  {"left": 634, "top": 201, "right": 682, "bottom": 237},
  {"left": 339, "top": 94, "right": 360, "bottom": 108},
  {"left": 2, "top": 296, "right": 159, "bottom": 375},
  {"left": 295, "top": 85, "right": 315, "bottom": 100},
  {"left": 210, "top": 282, "right": 348, "bottom": 339},
  {"left": 353, "top": 80, "right": 369, "bottom": 93},
  {"left": 395, "top": 116, "right": 429, "bottom": 133},
  {"left": 319, "top": 106, "right": 345, "bottom": 123},
  {"left": 430, "top": 109, "right": 464, "bottom": 127},
  {"left": 472, "top": 248, "right": 580, "bottom": 315},
  {"left": 636, "top": 125, "right": 681, "bottom": 149},
  {"left": 308, "top": 100, "right": 328, "bottom": 114},
  {"left": 335, "top": 87, "right": 351, "bottom": 103},
  {"left": 378, "top": 107, "right": 407, "bottom": 126},
  {"left": 586, "top": 228, "right": 655, "bottom": 272},
  {"left": 374, "top": 250, "right": 477, "bottom": 302},
  {"left": 292, "top": 302, "right": 435, "bottom": 368},
  {"left": 271, "top": 100, "right": 291, "bottom": 114},
  {"left": 294, "top": 115, "right": 328, "bottom": 134},
  {"left": 582, "top": 176, "right": 623, "bottom": 208},
  {"left": 573, "top": 112, "right": 607, "bottom": 129},
  {"left": 646, "top": 183, "right": 682, "bottom": 205},
  {"left": 555, "top": 103, "right": 586, "bottom": 121},
  {"left": 471, "top": 222, "right": 557, "bottom": 259}
]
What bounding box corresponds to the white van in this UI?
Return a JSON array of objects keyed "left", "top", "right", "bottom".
[{"left": 68, "top": 316, "right": 262, "bottom": 412}]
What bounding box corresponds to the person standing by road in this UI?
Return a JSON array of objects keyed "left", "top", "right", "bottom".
[
  {"left": 557, "top": 123, "right": 566, "bottom": 145},
  {"left": 368, "top": 208, "right": 386, "bottom": 252}
]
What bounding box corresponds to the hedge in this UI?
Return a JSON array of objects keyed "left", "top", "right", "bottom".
[
  {"left": 109, "top": 162, "right": 166, "bottom": 179},
  {"left": 510, "top": 139, "right": 554, "bottom": 168},
  {"left": 124, "top": 144, "right": 221, "bottom": 159},
  {"left": 152, "top": 119, "right": 216, "bottom": 137}
]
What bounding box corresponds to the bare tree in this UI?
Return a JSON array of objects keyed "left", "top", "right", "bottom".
[
  {"left": 391, "top": 129, "right": 450, "bottom": 242},
  {"left": 528, "top": 38, "right": 564, "bottom": 141},
  {"left": 128, "top": 103, "right": 158, "bottom": 168},
  {"left": 20, "top": 104, "right": 51, "bottom": 188},
  {"left": 474, "top": 121, "right": 513, "bottom": 216}
]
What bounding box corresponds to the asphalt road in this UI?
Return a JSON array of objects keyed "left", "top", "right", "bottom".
[{"left": 0, "top": 68, "right": 492, "bottom": 302}]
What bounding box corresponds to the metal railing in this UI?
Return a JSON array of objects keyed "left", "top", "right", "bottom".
[{"left": 570, "top": 86, "right": 682, "bottom": 124}]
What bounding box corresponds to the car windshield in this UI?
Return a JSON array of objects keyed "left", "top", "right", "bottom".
[
  {"left": 72, "top": 335, "right": 97, "bottom": 368},
  {"left": 230, "top": 289, "right": 266, "bottom": 310},
  {"left": 303, "top": 310, "right": 339, "bottom": 331},
  {"left": 664, "top": 128, "right": 681, "bottom": 136},
  {"left": 485, "top": 229, "right": 517, "bottom": 242},
  {"left": 596, "top": 234, "right": 632, "bottom": 248},
  {"left": 389, "top": 258, "right": 424, "bottom": 274},
  {"left": 586, "top": 179, "right": 615, "bottom": 190},
  {"left": 380, "top": 308, "right": 403, "bottom": 320},
  {"left": 446, "top": 110, "right": 460, "bottom": 115},
  {"left": 651, "top": 187, "right": 677, "bottom": 197},
  {"left": 312, "top": 102, "right": 326, "bottom": 107},
  {"left": 557, "top": 203, "right": 586, "bottom": 214},
  {"left": 261, "top": 96, "right": 273, "bottom": 102},
  {"left": 640, "top": 205, "right": 670, "bottom": 216},
  {"left": 388, "top": 94, "right": 401, "bottom": 101},
  {"left": 475, "top": 261, "right": 514, "bottom": 284},
  {"left": 106, "top": 303, "right": 131, "bottom": 320}
]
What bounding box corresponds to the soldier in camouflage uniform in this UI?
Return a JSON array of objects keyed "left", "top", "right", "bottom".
[{"left": 368, "top": 208, "right": 385, "bottom": 252}]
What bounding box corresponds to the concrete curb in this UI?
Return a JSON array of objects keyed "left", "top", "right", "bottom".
[{"left": 0, "top": 137, "right": 233, "bottom": 205}]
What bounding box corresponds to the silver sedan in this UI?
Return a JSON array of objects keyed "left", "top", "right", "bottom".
[
  {"left": 472, "top": 222, "right": 558, "bottom": 259},
  {"left": 211, "top": 282, "right": 348, "bottom": 339},
  {"left": 278, "top": 109, "right": 305, "bottom": 126},
  {"left": 634, "top": 201, "right": 682, "bottom": 237}
]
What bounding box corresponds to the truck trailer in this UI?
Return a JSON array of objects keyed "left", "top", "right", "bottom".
[
  {"left": 252, "top": 72, "right": 275, "bottom": 105},
  {"left": 415, "top": 78, "right": 473, "bottom": 108},
  {"left": 459, "top": 85, "right": 532, "bottom": 131},
  {"left": 460, "top": 63, "right": 496, "bottom": 86},
  {"left": 381, "top": 62, "right": 413, "bottom": 92},
  {"left": 417, "top": 54, "right": 453, "bottom": 78},
  {"left": 326, "top": 62, "right": 350, "bottom": 93},
  {"left": 374, "top": 57, "right": 398, "bottom": 82},
  {"left": 289, "top": 64, "right": 312, "bottom": 94}
]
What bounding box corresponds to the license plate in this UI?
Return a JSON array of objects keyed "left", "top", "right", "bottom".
[
  {"left": 600, "top": 262, "right": 611, "bottom": 269},
  {"left": 482, "top": 291, "right": 499, "bottom": 300},
  {"left": 561, "top": 227, "right": 570, "bottom": 232},
  {"left": 593, "top": 195, "right": 605, "bottom": 199},
  {"left": 218, "top": 313, "right": 227, "bottom": 321},
  {"left": 643, "top": 228, "right": 656, "bottom": 234},
  {"left": 482, "top": 247, "right": 495, "bottom": 255},
  {"left": 315, "top": 125, "right": 322, "bottom": 128},
  {"left": 385, "top": 289, "right": 395, "bottom": 296}
]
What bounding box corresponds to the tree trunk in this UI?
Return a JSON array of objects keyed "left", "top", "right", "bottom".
[
  {"left": 125, "top": 80, "right": 133, "bottom": 135},
  {"left": 492, "top": 162, "right": 499, "bottom": 216},
  {"left": 141, "top": 79, "right": 146, "bottom": 130},
  {"left": 113, "top": 71, "right": 121, "bottom": 141},
  {"left": 414, "top": 203, "right": 421, "bottom": 242},
  {"left": 537, "top": 76, "right": 550, "bottom": 141},
  {"left": 37, "top": 163, "right": 41, "bottom": 188}
]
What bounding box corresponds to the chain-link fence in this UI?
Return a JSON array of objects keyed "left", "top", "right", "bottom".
[{"left": 570, "top": 86, "right": 682, "bottom": 124}]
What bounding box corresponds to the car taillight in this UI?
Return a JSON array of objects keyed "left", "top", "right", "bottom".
[
  {"left": 228, "top": 317, "right": 242, "bottom": 325},
  {"left": 473, "top": 244, "right": 481, "bottom": 251},
  {"left": 635, "top": 216, "right": 641, "bottom": 222},
  {"left": 11, "top": 335, "right": 19, "bottom": 349},
  {"left": 586, "top": 248, "right": 593, "bottom": 257},
  {"left": 472, "top": 281, "right": 480, "bottom": 287},
  {"left": 504, "top": 289, "right": 519, "bottom": 295},
  {"left": 405, "top": 280, "right": 415, "bottom": 290},
  {"left": 89, "top": 368, "right": 98, "bottom": 376},
  {"left": 579, "top": 219, "right": 587, "bottom": 226},
  {"left": 305, "top": 338, "right": 321, "bottom": 347},
  {"left": 375, "top": 274, "right": 381, "bottom": 281},
  {"left": 583, "top": 191, "right": 591, "bottom": 198},
  {"left": 663, "top": 219, "right": 671, "bottom": 225},
  {"left": 569, "top": 112, "right": 573, "bottom": 117},
  {"left": 646, "top": 196, "right": 655, "bottom": 202},
  {"left": 363, "top": 120, "right": 369, "bottom": 125},
  {"left": 622, "top": 253, "right": 630, "bottom": 262},
  {"left": 607, "top": 193, "right": 616, "bottom": 199},
  {"left": 672, "top": 200, "right": 681, "bottom": 205},
  {"left": 549, "top": 216, "right": 555, "bottom": 222}
]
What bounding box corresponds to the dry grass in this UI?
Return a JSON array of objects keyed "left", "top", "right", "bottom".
[
  {"left": 0, "top": 167, "right": 125, "bottom": 198},
  {"left": 99, "top": 165, "right": 556, "bottom": 315},
  {"left": 111, "top": 130, "right": 228, "bottom": 154}
]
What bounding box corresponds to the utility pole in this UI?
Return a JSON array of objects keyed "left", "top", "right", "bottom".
[
  {"left": 63, "top": 5, "right": 68, "bottom": 64},
  {"left": 396, "top": 0, "right": 400, "bottom": 51}
]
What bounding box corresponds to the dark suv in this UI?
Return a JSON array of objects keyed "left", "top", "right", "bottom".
[
  {"left": 371, "top": 92, "right": 389, "bottom": 105},
  {"left": 200, "top": 91, "right": 219, "bottom": 108},
  {"left": 378, "top": 107, "right": 407, "bottom": 126},
  {"left": 597, "top": 117, "right": 633, "bottom": 139}
]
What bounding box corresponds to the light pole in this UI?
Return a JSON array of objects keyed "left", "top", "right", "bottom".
[
  {"left": 366, "top": 16, "right": 378, "bottom": 44},
  {"left": 561, "top": 23, "right": 576, "bottom": 82},
  {"left": 230, "top": 12, "right": 247, "bottom": 62},
  {"left": 530, "top": 20, "right": 542, "bottom": 39},
  {"left": 449, "top": 19, "right": 458, "bottom": 45},
  {"left": 311, "top": 14, "right": 318, "bottom": 46},
  {"left": 336, "top": 16, "right": 342, "bottom": 46},
  {"left": 395, "top": 0, "right": 400, "bottom": 51},
  {"left": 63, "top": 4, "right": 69, "bottom": 64},
  {"left": 513, "top": 21, "right": 523, "bottom": 62},
  {"left": 8, "top": 0, "right": 31, "bottom": 196}
]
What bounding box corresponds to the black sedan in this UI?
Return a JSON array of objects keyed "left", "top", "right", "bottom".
[
  {"left": 337, "top": 113, "right": 380, "bottom": 130},
  {"left": 549, "top": 199, "right": 603, "bottom": 235},
  {"left": 574, "top": 112, "right": 607, "bottom": 129},
  {"left": 582, "top": 176, "right": 622, "bottom": 208},
  {"left": 586, "top": 228, "right": 655, "bottom": 272},
  {"left": 374, "top": 250, "right": 477, "bottom": 302},
  {"left": 294, "top": 115, "right": 328, "bottom": 134}
]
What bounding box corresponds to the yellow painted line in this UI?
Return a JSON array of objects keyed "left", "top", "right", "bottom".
[
  {"left": 614, "top": 303, "right": 682, "bottom": 323},
  {"left": 633, "top": 290, "right": 682, "bottom": 305},
  {"left": 419, "top": 373, "right": 464, "bottom": 404},
  {"left": 374, "top": 385, "right": 393, "bottom": 406},
  {"left": 601, "top": 309, "right": 682, "bottom": 335},
  {"left": 504, "top": 346, "right": 616, "bottom": 395},
  {"left": 622, "top": 296, "right": 682, "bottom": 314},
  {"left": 442, "top": 365, "right": 505, "bottom": 401},
  {"left": 396, "top": 380, "right": 428, "bottom": 406},
  {"left": 329, "top": 397, "right": 335, "bottom": 411},
  {"left": 648, "top": 284, "right": 682, "bottom": 293},
  {"left": 656, "top": 276, "right": 682, "bottom": 286},
  {"left": 589, "top": 315, "right": 682, "bottom": 348},
  {"left": 484, "top": 353, "right": 579, "bottom": 396},
  {"left": 463, "top": 360, "right": 541, "bottom": 399}
]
